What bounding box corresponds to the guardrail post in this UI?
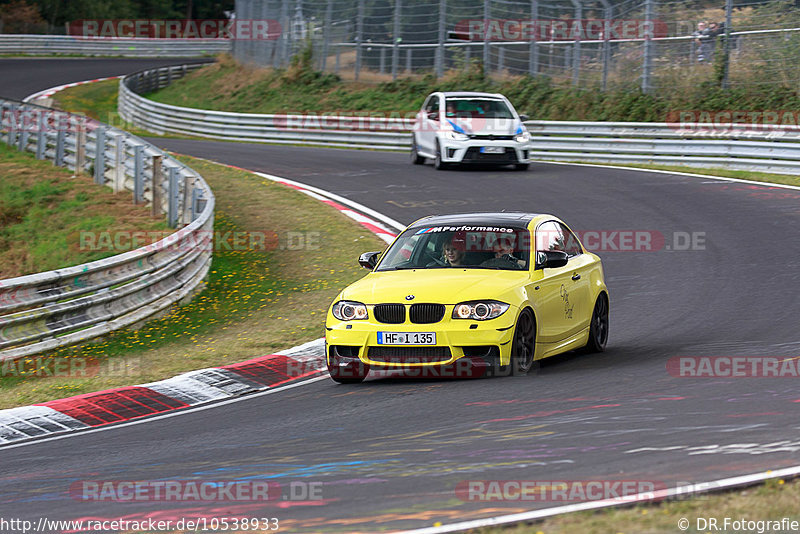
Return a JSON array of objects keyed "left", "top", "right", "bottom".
[
  {"left": 151, "top": 154, "right": 163, "bottom": 216},
  {"left": 7, "top": 104, "right": 17, "bottom": 147},
  {"left": 335, "top": 45, "right": 341, "bottom": 73},
  {"left": 74, "top": 121, "right": 86, "bottom": 176},
  {"left": 167, "top": 166, "right": 179, "bottom": 228},
  {"left": 35, "top": 111, "right": 45, "bottom": 160},
  {"left": 406, "top": 48, "right": 412, "bottom": 73},
  {"left": 94, "top": 126, "right": 106, "bottom": 185},
  {"left": 114, "top": 134, "right": 125, "bottom": 193},
  {"left": 18, "top": 109, "right": 28, "bottom": 152},
  {"left": 191, "top": 187, "right": 206, "bottom": 222},
  {"left": 379, "top": 47, "right": 386, "bottom": 74},
  {"left": 182, "top": 174, "right": 196, "bottom": 225},
  {"left": 55, "top": 116, "right": 65, "bottom": 167},
  {"left": 133, "top": 144, "right": 144, "bottom": 204}
]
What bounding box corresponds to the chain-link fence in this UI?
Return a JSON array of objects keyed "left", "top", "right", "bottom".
[{"left": 232, "top": 0, "right": 800, "bottom": 93}]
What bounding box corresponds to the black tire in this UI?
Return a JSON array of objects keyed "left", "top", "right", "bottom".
[
  {"left": 434, "top": 140, "right": 448, "bottom": 170},
  {"left": 514, "top": 163, "right": 529, "bottom": 171},
  {"left": 585, "top": 293, "right": 609, "bottom": 353},
  {"left": 511, "top": 310, "right": 536, "bottom": 376},
  {"left": 327, "top": 352, "right": 369, "bottom": 384},
  {"left": 411, "top": 134, "right": 425, "bottom": 165}
]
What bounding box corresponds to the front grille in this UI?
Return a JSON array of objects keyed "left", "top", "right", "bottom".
[
  {"left": 463, "top": 147, "right": 518, "bottom": 162},
  {"left": 469, "top": 134, "right": 515, "bottom": 140},
  {"left": 368, "top": 346, "right": 452, "bottom": 363},
  {"left": 373, "top": 304, "right": 405, "bottom": 324},
  {"left": 409, "top": 303, "right": 445, "bottom": 324}
]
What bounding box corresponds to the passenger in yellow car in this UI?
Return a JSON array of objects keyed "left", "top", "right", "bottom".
[{"left": 443, "top": 237, "right": 466, "bottom": 266}]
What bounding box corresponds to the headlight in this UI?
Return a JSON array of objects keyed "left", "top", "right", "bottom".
[
  {"left": 514, "top": 130, "right": 530, "bottom": 143},
  {"left": 452, "top": 300, "right": 510, "bottom": 320},
  {"left": 444, "top": 130, "right": 469, "bottom": 141},
  {"left": 332, "top": 301, "right": 369, "bottom": 321}
]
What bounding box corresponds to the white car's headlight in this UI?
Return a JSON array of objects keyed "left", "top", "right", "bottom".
[
  {"left": 332, "top": 301, "right": 369, "bottom": 321},
  {"left": 514, "top": 130, "right": 530, "bottom": 143},
  {"left": 445, "top": 130, "right": 469, "bottom": 141},
  {"left": 452, "top": 300, "right": 510, "bottom": 320}
]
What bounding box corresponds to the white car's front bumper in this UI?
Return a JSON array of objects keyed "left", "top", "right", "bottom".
[{"left": 438, "top": 137, "right": 530, "bottom": 165}]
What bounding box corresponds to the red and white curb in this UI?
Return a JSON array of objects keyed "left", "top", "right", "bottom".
[
  {"left": 22, "top": 76, "right": 122, "bottom": 104},
  {"left": 0, "top": 339, "right": 326, "bottom": 445}
]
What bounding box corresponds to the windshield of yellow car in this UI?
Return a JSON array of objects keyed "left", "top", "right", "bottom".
[{"left": 376, "top": 226, "right": 530, "bottom": 271}]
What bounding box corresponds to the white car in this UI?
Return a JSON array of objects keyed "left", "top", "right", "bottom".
[{"left": 411, "top": 91, "right": 531, "bottom": 171}]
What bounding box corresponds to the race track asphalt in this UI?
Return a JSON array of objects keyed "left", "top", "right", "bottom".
[{"left": 1, "top": 59, "right": 799, "bottom": 532}]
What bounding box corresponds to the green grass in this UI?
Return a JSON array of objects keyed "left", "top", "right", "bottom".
[{"left": 0, "top": 142, "right": 168, "bottom": 278}]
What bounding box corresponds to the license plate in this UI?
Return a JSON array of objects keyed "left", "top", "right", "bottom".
[
  {"left": 480, "top": 146, "right": 505, "bottom": 154},
  {"left": 378, "top": 332, "right": 436, "bottom": 345}
]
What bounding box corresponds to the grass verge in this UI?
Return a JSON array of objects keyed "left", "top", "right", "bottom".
[
  {"left": 472, "top": 477, "right": 800, "bottom": 534},
  {"left": 0, "top": 152, "right": 385, "bottom": 409},
  {"left": 0, "top": 142, "right": 168, "bottom": 278}
]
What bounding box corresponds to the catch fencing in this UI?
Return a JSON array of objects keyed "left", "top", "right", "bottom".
[
  {"left": 0, "top": 97, "right": 215, "bottom": 361},
  {"left": 233, "top": 0, "right": 800, "bottom": 94}
]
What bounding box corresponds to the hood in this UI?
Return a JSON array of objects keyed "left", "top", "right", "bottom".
[
  {"left": 447, "top": 117, "right": 524, "bottom": 137},
  {"left": 341, "top": 269, "right": 528, "bottom": 304}
]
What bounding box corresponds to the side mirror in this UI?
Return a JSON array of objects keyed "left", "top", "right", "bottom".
[
  {"left": 535, "top": 250, "right": 569, "bottom": 270},
  {"left": 519, "top": 114, "right": 530, "bottom": 122},
  {"left": 359, "top": 251, "right": 381, "bottom": 270},
  {"left": 427, "top": 111, "right": 440, "bottom": 121}
]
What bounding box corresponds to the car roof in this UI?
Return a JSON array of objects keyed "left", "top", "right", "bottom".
[
  {"left": 408, "top": 212, "right": 544, "bottom": 229},
  {"left": 438, "top": 91, "right": 505, "bottom": 99}
]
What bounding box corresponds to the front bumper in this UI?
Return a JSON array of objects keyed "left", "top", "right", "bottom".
[
  {"left": 439, "top": 138, "right": 530, "bottom": 165},
  {"left": 325, "top": 306, "right": 518, "bottom": 370}
]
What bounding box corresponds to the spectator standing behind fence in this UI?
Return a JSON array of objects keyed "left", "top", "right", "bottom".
[{"left": 693, "top": 21, "right": 712, "bottom": 62}]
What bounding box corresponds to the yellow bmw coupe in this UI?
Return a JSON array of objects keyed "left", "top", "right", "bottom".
[{"left": 325, "top": 213, "right": 609, "bottom": 383}]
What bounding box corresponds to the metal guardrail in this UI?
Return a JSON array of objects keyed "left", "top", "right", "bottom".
[
  {"left": 0, "top": 98, "right": 215, "bottom": 361},
  {"left": 0, "top": 34, "right": 230, "bottom": 57},
  {"left": 120, "top": 65, "right": 800, "bottom": 175}
]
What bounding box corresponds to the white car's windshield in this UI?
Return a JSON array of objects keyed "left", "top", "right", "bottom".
[
  {"left": 445, "top": 98, "right": 514, "bottom": 119},
  {"left": 377, "top": 226, "right": 530, "bottom": 271}
]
